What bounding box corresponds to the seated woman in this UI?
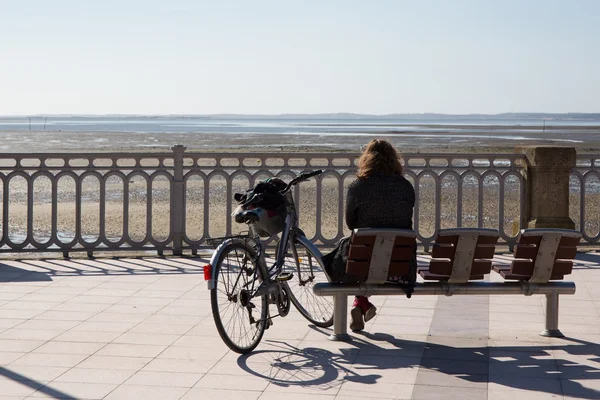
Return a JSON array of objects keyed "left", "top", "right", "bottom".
[{"left": 323, "top": 139, "right": 415, "bottom": 331}]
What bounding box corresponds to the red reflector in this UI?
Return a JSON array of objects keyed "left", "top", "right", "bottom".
[{"left": 203, "top": 265, "right": 212, "bottom": 281}]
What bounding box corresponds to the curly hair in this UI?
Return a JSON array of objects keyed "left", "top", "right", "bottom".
[{"left": 357, "top": 139, "right": 403, "bottom": 179}]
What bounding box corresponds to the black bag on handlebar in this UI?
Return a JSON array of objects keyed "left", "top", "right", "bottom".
[
  {"left": 234, "top": 178, "right": 288, "bottom": 237},
  {"left": 235, "top": 178, "right": 287, "bottom": 211}
]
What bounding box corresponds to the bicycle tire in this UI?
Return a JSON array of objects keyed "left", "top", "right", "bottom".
[
  {"left": 211, "top": 240, "right": 268, "bottom": 354},
  {"left": 283, "top": 238, "right": 334, "bottom": 327}
]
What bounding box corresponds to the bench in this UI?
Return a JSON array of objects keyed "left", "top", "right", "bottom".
[{"left": 313, "top": 228, "right": 581, "bottom": 341}]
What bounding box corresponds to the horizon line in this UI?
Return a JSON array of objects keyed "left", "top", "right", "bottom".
[{"left": 1, "top": 111, "right": 600, "bottom": 118}]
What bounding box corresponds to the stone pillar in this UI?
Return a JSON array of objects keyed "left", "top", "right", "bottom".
[{"left": 517, "top": 146, "right": 576, "bottom": 229}]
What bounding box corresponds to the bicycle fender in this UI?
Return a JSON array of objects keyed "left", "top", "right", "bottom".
[{"left": 206, "top": 238, "right": 252, "bottom": 290}]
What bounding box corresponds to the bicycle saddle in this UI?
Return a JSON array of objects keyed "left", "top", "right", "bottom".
[{"left": 235, "top": 209, "right": 260, "bottom": 224}]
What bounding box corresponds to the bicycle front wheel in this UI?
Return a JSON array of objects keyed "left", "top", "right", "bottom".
[
  {"left": 211, "top": 241, "right": 268, "bottom": 354},
  {"left": 283, "top": 238, "right": 334, "bottom": 327}
]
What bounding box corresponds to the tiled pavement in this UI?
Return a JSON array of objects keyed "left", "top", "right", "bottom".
[{"left": 0, "top": 252, "right": 600, "bottom": 399}]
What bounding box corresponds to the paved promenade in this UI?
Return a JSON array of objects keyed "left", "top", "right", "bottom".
[{"left": 0, "top": 252, "right": 599, "bottom": 399}]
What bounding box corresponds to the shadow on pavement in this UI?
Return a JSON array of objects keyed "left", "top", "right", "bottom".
[{"left": 237, "top": 329, "right": 600, "bottom": 398}]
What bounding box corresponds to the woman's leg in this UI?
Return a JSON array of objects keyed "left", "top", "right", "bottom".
[{"left": 350, "top": 296, "right": 377, "bottom": 331}]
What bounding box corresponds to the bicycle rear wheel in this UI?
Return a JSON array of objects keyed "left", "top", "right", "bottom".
[
  {"left": 211, "top": 240, "right": 268, "bottom": 354},
  {"left": 283, "top": 238, "right": 334, "bottom": 327}
]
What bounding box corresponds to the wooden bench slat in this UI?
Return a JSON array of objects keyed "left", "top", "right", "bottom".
[
  {"left": 474, "top": 244, "right": 496, "bottom": 259},
  {"left": 431, "top": 244, "right": 455, "bottom": 259},
  {"left": 391, "top": 246, "right": 415, "bottom": 261},
  {"left": 351, "top": 235, "right": 376, "bottom": 246},
  {"left": 348, "top": 245, "right": 373, "bottom": 261},
  {"left": 514, "top": 244, "right": 538, "bottom": 259}
]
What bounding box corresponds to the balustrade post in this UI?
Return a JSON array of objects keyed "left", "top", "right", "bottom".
[
  {"left": 171, "top": 145, "right": 187, "bottom": 255},
  {"left": 516, "top": 146, "right": 576, "bottom": 230}
]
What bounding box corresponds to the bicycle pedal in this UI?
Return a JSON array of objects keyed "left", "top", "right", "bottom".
[{"left": 277, "top": 272, "right": 294, "bottom": 282}]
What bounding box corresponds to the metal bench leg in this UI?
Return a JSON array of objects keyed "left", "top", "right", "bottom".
[
  {"left": 540, "top": 292, "right": 564, "bottom": 338},
  {"left": 329, "top": 294, "right": 351, "bottom": 341}
]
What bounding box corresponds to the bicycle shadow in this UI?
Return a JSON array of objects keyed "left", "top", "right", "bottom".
[{"left": 237, "top": 329, "right": 600, "bottom": 398}]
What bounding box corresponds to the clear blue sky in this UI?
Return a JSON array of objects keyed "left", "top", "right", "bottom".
[{"left": 1, "top": 0, "right": 598, "bottom": 115}]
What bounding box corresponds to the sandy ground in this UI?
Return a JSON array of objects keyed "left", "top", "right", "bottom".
[{"left": 1, "top": 125, "right": 600, "bottom": 154}]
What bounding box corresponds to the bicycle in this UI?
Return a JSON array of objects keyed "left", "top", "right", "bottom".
[{"left": 204, "top": 170, "right": 334, "bottom": 353}]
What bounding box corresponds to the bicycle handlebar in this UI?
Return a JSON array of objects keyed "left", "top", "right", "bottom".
[
  {"left": 281, "top": 169, "right": 323, "bottom": 194},
  {"left": 237, "top": 170, "right": 323, "bottom": 208}
]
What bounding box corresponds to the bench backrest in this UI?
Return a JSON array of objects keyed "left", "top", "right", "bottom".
[
  {"left": 345, "top": 228, "right": 417, "bottom": 284},
  {"left": 430, "top": 228, "right": 500, "bottom": 283},
  {"left": 511, "top": 228, "right": 581, "bottom": 283}
]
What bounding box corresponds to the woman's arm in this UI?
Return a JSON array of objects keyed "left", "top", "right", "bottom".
[{"left": 345, "top": 183, "right": 358, "bottom": 230}]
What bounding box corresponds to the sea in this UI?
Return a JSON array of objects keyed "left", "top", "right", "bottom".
[{"left": 1, "top": 116, "right": 599, "bottom": 150}]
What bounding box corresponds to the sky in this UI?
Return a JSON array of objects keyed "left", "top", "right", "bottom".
[{"left": 1, "top": 0, "right": 599, "bottom": 115}]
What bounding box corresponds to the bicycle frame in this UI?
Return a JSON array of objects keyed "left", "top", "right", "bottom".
[{"left": 206, "top": 191, "right": 328, "bottom": 292}]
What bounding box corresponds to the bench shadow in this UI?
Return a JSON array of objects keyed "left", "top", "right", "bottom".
[{"left": 237, "top": 329, "right": 600, "bottom": 398}]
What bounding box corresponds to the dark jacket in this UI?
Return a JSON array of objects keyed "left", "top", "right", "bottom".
[
  {"left": 345, "top": 173, "right": 415, "bottom": 230},
  {"left": 323, "top": 172, "right": 416, "bottom": 291}
]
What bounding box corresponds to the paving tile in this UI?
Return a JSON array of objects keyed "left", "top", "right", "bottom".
[
  {"left": 0, "top": 329, "right": 63, "bottom": 341},
  {"left": 86, "top": 312, "right": 148, "bottom": 324},
  {"left": 142, "top": 358, "right": 220, "bottom": 374},
  {"left": 0, "top": 352, "right": 27, "bottom": 365},
  {"left": 181, "top": 387, "right": 261, "bottom": 400},
  {"left": 51, "top": 301, "right": 111, "bottom": 312},
  {"left": 0, "top": 319, "right": 27, "bottom": 331},
  {"left": 34, "top": 310, "right": 96, "bottom": 321},
  {"left": 71, "top": 321, "right": 138, "bottom": 332},
  {"left": 488, "top": 358, "right": 559, "bottom": 379},
  {"left": 195, "top": 373, "right": 269, "bottom": 391},
  {"left": 65, "top": 295, "right": 123, "bottom": 305},
  {"left": 53, "top": 330, "right": 123, "bottom": 343},
  {"left": 33, "top": 341, "right": 105, "bottom": 355},
  {"left": 0, "top": 285, "right": 43, "bottom": 294},
  {"left": 157, "top": 346, "right": 228, "bottom": 361},
  {"left": 0, "top": 376, "right": 43, "bottom": 397},
  {"left": 75, "top": 355, "right": 153, "bottom": 370},
  {"left": 124, "top": 370, "right": 203, "bottom": 387},
  {"left": 262, "top": 380, "right": 343, "bottom": 396},
  {"left": 112, "top": 332, "right": 180, "bottom": 346},
  {"left": 13, "top": 319, "right": 80, "bottom": 331},
  {"left": 118, "top": 296, "right": 174, "bottom": 306},
  {"left": 127, "top": 322, "right": 193, "bottom": 335},
  {"left": 103, "top": 384, "right": 189, "bottom": 400},
  {"left": 9, "top": 353, "right": 88, "bottom": 368},
  {"left": 0, "top": 291, "right": 26, "bottom": 301},
  {"left": 54, "top": 368, "right": 136, "bottom": 384},
  {"left": 487, "top": 389, "right": 562, "bottom": 399},
  {"left": 336, "top": 381, "right": 413, "bottom": 398},
  {"left": 261, "top": 394, "right": 335, "bottom": 400},
  {"left": 488, "top": 376, "right": 563, "bottom": 393},
  {"left": 30, "top": 381, "right": 118, "bottom": 399},
  {"left": 0, "top": 339, "right": 44, "bottom": 353},
  {"left": 95, "top": 343, "right": 167, "bottom": 358},
  {"left": 171, "top": 335, "right": 226, "bottom": 348},
  {"left": 2, "top": 365, "right": 69, "bottom": 382},
  {"left": 83, "top": 288, "right": 139, "bottom": 297},
  {"left": 1, "top": 301, "right": 60, "bottom": 311},
  {"left": 18, "top": 294, "right": 75, "bottom": 303},
  {"left": 0, "top": 310, "right": 43, "bottom": 319},
  {"left": 410, "top": 384, "right": 486, "bottom": 400}
]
